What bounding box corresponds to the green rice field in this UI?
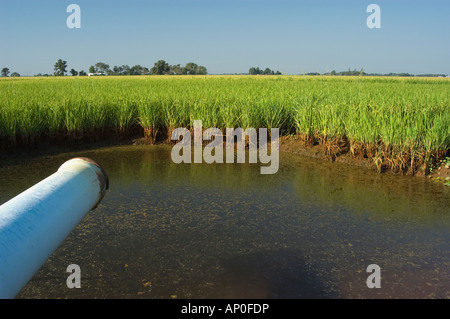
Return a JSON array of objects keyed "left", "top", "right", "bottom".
[{"left": 0, "top": 75, "right": 449, "bottom": 173}]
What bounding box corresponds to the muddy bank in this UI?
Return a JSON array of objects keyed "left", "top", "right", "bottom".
[
  {"left": 278, "top": 135, "right": 375, "bottom": 170},
  {"left": 0, "top": 127, "right": 142, "bottom": 167},
  {"left": 428, "top": 159, "right": 450, "bottom": 186},
  {"left": 278, "top": 136, "right": 450, "bottom": 186},
  {"left": 1, "top": 131, "right": 448, "bottom": 187},
  {"left": 133, "top": 134, "right": 449, "bottom": 183}
]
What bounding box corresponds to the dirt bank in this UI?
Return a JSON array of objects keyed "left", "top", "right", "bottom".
[
  {"left": 278, "top": 135, "right": 375, "bottom": 170},
  {"left": 1, "top": 132, "right": 448, "bottom": 187},
  {"left": 278, "top": 135, "right": 449, "bottom": 186}
]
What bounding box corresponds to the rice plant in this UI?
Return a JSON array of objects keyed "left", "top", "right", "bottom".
[{"left": 0, "top": 75, "right": 448, "bottom": 174}]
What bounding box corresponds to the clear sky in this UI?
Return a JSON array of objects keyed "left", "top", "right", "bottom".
[{"left": 1, "top": 0, "right": 449, "bottom": 76}]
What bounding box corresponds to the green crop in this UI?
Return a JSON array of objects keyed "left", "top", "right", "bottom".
[{"left": 0, "top": 75, "right": 448, "bottom": 173}]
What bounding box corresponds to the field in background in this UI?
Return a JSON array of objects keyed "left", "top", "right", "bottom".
[{"left": 0, "top": 75, "right": 449, "bottom": 174}]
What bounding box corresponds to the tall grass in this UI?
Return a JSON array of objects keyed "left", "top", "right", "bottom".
[{"left": 0, "top": 75, "right": 448, "bottom": 173}]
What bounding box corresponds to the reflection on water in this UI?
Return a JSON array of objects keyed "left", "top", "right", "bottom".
[{"left": 0, "top": 145, "right": 449, "bottom": 298}]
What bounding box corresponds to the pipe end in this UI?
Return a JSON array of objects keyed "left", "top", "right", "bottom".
[{"left": 58, "top": 157, "right": 109, "bottom": 210}]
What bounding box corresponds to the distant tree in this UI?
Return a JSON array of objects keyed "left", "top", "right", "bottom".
[
  {"left": 53, "top": 59, "right": 67, "bottom": 76},
  {"left": 263, "top": 68, "right": 272, "bottom": 75},
  {"left": 35, "top": 73, "right": 42, "bottom": 77},
  {"left": 94, "top": 62, "right": 110, "bottom": 74},
  {"left": 183, "top": 62, "right": 196, "bottom": 75},
  {"left": 249, "top": 67, "right": 279, "bottom": 75},
  {"left": 396, "top": 73, "right": 413, "bottom": 77},
  {"left": 70, "top": 68, "right": 78, "bottom": 76},
  {"left": 1, "top": 67, "right": 10, "bottom": 77},
  {"left": 169, "top": 64, "right": 183, "bottom": 75},
  {"left": 112, "top": 66, "right": 121, "bottom": 75},
  {"left": 336, "top": 68, "right": 361, "bottom": 76},
  {"left": 130, "top": 65, "right": 148, "bottom": 75},
  {"left": 129, "top": 65, "right": 139, "bottom": 75},
  {"left": 182, "top": 62, "right": 207, "bottom": 75},
  {"left": 249, "top": 67, "right": 263, "bottom": 75},
  {"left": 10, "top": 72, "right": 20, "bottom": 77},
  {"left": 89, "top": 65, "right": 96, "bottom": 73},
  {"left": 197, "top": 65, "right": 207, "bottom": 75},
  {"left": 120, "top": 65, "right": 131, "bottom": 75},
  {"left": 112, "top": 65, "right": 134, "bottom": 75},
  {"left": 150, "top": 60, "right": 170, "bottom": 75},
  {"left": 79, "top": 70, "right": 87, "bottom": 76}
]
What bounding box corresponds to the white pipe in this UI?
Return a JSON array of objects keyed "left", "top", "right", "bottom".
[{"left": 0, "top": 157, "right": 109, "bottom": 299}]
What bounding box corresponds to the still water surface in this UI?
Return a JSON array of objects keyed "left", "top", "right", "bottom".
[{"left": 0, "top": 145, "right": 448, "bottom": 298}]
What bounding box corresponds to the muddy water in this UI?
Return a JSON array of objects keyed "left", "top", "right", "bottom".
[{"left": 0, "top": 144, "right": 449, "bottom": 299}]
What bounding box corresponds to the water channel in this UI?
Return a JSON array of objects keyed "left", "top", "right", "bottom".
[{"left": 0, "top": 144, "right": 448, "bottom": 298}]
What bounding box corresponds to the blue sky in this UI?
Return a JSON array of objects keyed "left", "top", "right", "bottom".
[{"left": 0, "top": 0, "right": 449, "bottom": 75}]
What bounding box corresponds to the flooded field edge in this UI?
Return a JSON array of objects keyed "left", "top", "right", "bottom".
[
  {"left": 1, "top": 138, "right": 449, "bottom": 299},
  {"left": 1, "top": 133, "right": 449, "bottom": 186}
]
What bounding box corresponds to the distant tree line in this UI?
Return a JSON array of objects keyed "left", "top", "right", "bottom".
[
  {"left": 28, "top": 59, "right": 208, "bottom": 77},
  {"left": 411, "top": 73, "right": 447, "bottom": 78},
  {"left": 249, "top": 67, "right": 282, "bottom": 75},
  {"left": 311, "top": 68, "right": 447, "bottom": 78},
  {"left": 2, "top": 62, "right": 447, "bottom": 78},
  {"left": 149, "top": 60, "right": 207, "bottom": 75},
  {"left": 302, "top": 68, "right": 366, "bottom": 76}
]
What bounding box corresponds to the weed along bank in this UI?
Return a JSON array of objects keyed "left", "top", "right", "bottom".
[{"left": 170, "top": 120, "right": 280, "bottom": 174}]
